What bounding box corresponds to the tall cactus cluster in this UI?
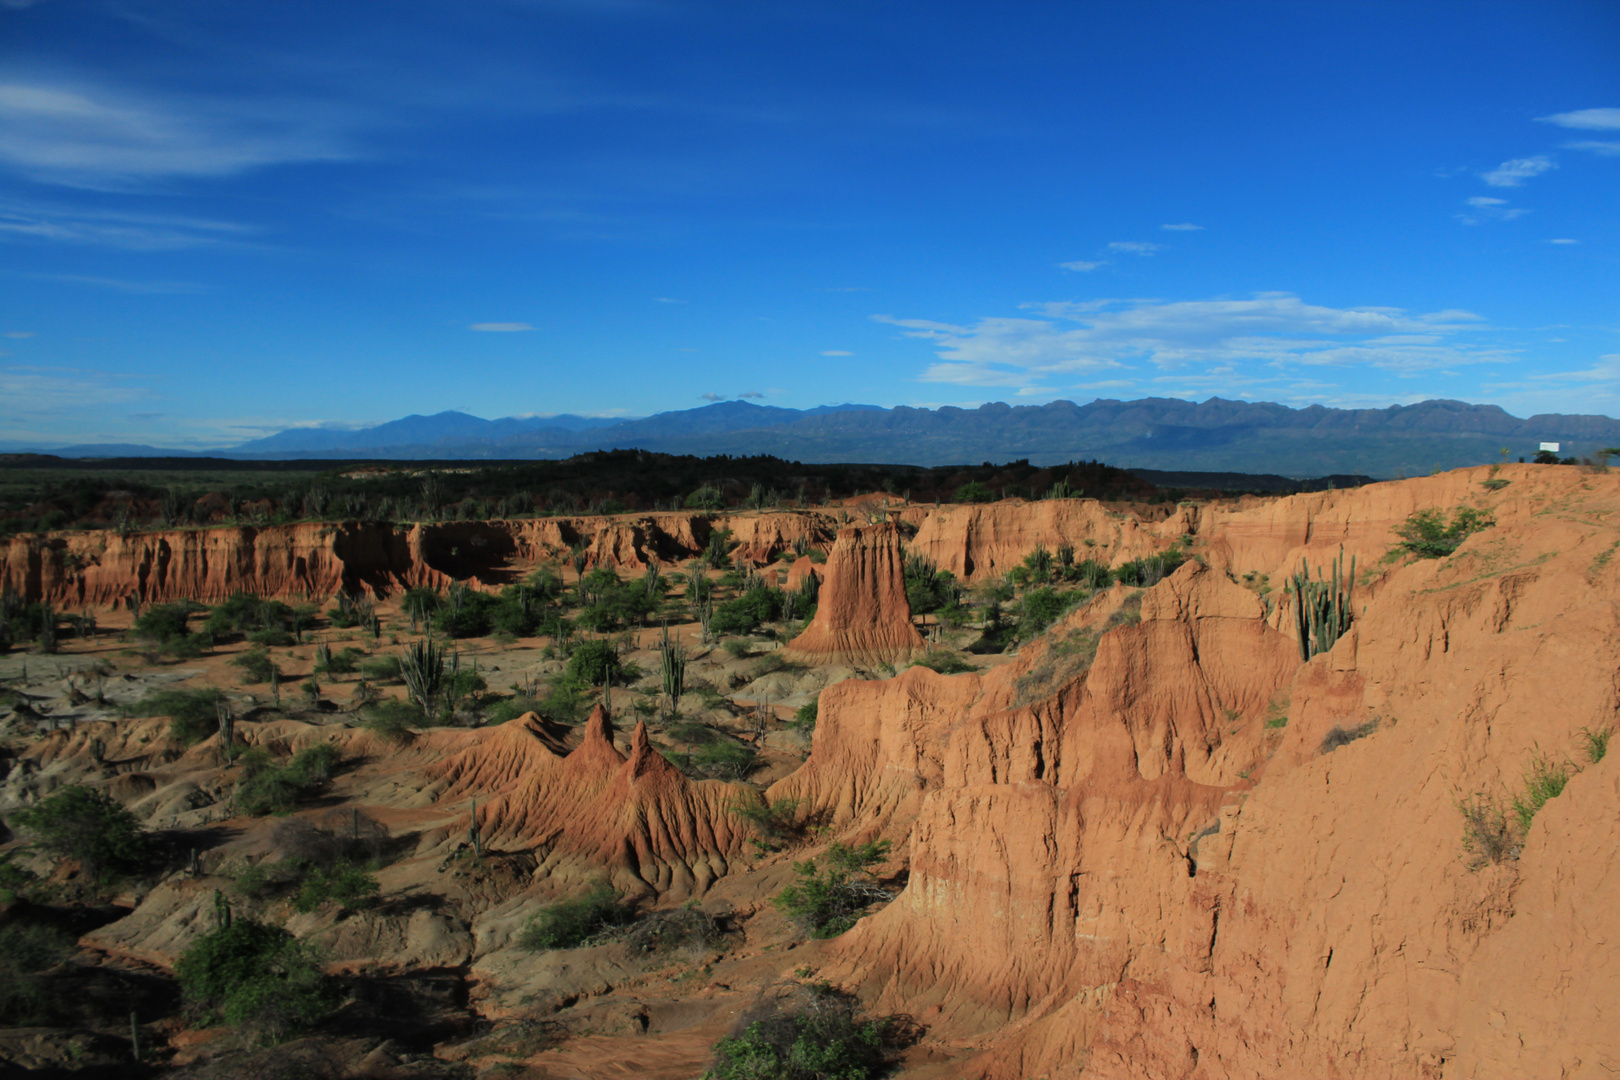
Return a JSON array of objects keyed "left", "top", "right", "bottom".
[
  {"left": 1290, "top": 549, "right": 1357, "bottom": 662},
  {"left": 658, "top": 622, "right": 688, "bottom": 717},
  {"left": 401, "top": 635, "right": 446, "bottom": 714}
]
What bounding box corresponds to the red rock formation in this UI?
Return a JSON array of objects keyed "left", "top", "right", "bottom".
[
  {"left": 784, "top": 555, "right": 822, "bottom": 592},
  {"left": 725, "top": 512, "right": 830, "bottom": 564},
  {"left": 784, "top": 523, "right": 925, "bottom": 669},
  {"left": 908, "top": 499, "right": 1181, "bottom": 584},
  {"left": 429, "top": 706, "right": 750, "bottom": 898}
]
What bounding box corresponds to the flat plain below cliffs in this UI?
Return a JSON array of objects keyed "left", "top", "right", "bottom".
[{"left": 0, "top": 462, "right": 1616, "bottom": 1079}]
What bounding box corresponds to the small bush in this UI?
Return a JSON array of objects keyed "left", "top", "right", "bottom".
[
  {"left": 0, "top": 923, "right": 72, "bottom": 1025},
  {"left": 564, "top": 638, "right": 624, "bottom": 689},
  {"left": 176, "top": 918, "right": 329, "bottom": 1043},
  {"left": 1511, "top": 752, "right": 1573, "bottom": 833},
  {"left": 234, "top": 744, "right": 342, "bottom": 816},
  {"left": 1319, "top": 720, "right": 1378, "bottom": 754},
  {"left": 359, "top": 655, "right": 402, "bottom": 682},
  {"left": 130, "top": 686, "right": 228, "bottom": 745},
  {"left": 362, "top": 698, "right": 422, "bottom": 743},
  {"left": 953, "top": 481, "right": 993, "bottom": 503},
  {"left": 709, "top": 983, "right": 893, "bottom": 1080},
  {"left": 9, "top": 784, "right": 149, "bottom": 879},
  {"left": 911, "top": 652, "right": 975, "bottom": 675},
  {"left": 793, "top": 698, "right": 818, "bottom": 731},
  {"left": 231, "top": 646, "right": 279, "bottom": 685},
  {"left": 622, "top": 906, "right": 725, "bottom": 953},
  {"left": 694, "top": 740, "right": 758, "bottom": 780},
  {"left": 315, "top": 646, "right": 365, "bottom": 676},
  {"left": 1393, "top": 507, "right": 1496, "bottom": 559},
  {"left": 1458, "top": 793, "right": 1516, "bottom": 868},
  {"left": 1579, "top": 725, "right": 1611, "bottom": 764},
  {"left": 518, "top": 885, "right": 635, "bottom": 950},
  {"left": 728, "top": 795, "right": 805, "bottom": 842},
  {"left": 292, "top": 861, "right": 379, "bottom": 913},
  {"left": 246, "top": 627, "right": 294, "bottom": 647},
  {"left": 774, "top": 840, "right": 892, "bottom": 939}
]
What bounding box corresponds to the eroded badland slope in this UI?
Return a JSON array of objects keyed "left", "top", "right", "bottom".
[{"left": 0, "top": 464, "right": 1615, "bottom": 1078}]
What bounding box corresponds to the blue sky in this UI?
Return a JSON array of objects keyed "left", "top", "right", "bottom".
[{"left": 1, "top": 0, "right": 1617, "bottom": 449}]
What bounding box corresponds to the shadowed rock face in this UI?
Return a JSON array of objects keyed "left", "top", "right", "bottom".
[{"left": 784, "top": 522, "right": 925, "bottom": 670}]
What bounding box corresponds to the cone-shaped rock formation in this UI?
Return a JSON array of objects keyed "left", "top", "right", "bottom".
[{"left": 784, "top": 522, "right": 924, "bottom": 669}]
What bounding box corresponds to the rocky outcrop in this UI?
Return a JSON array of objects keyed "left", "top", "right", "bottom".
[
  {"left": 784, "top": 523, "right": 925, "bottom": 669},
  {"left": 431, "top": 706, "right": 749, "bottom": 899},
  {"left": 907, "top": 499, "right": 1184, "bottom": 583}
]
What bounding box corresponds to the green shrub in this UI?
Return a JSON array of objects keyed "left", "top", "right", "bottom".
[
  {"left": 362, "top": 698, "right": 423, "bottom": 742},
  {"left": 1112, "top": 549, "right": 1186, "bottom": 587},
  {"left": 518, "top": 885, "right": 634, "bottom": 950},
  {"left": 9, "top": 784, "right": 149, "bottom": 879},
  {"left": 710, "top": 586, "right": 784, "bottom": 637},
  {"left": 292, "top": 861, "right": 379, "bottom": 913},
  {"left": 176, "top": 918, "right": 329, "bottom": 1043},
  {"left": 686, "top": 485, "right": 726, "bottom": 511},
  {"left": 246, "top": 627, "right": 294, "bottom": 647},
  {"left": 316, "top": 646, "right": 365, "bottom": 675},
  {"left": 205, "top": 595, "right": 297, "bottom": 642},
  {"left": 233, "top": 744, "right": 341, "bottom": 815},
  {"left": 1393, "top": 507, "right": 1496, "bottom": 559},
  {"left": 911, "top": 652, "right": 975, "bottom": 675},
  {"left": 0, "top": 923, "right": 72, "bottom": 1025},
  {"left": 1579, "top": 726, "right": 1611, "bottom": 764},
  {"left": 708, "top": 984, "right": 891, "bottom": 1080},
  {"left": 1511, "top": 752, "right": 1573, "bottom": 833},
  {"left": 483, "top": 694, "right": 543, "bottom": 725},
  {"left": 564, "top": 638, "right": 624, "bottom": 689},
  {"left": 693, "top": 740, "right": 758, "bottom": 780},
  {"left": 133, "top": 602, "right": 194, "bottom": 646},
  {"left": 130, "top": 686, "right": 228, "bottom": 745},
  {"left": 1016, "top": 587, "right": 1081, "bottom": 638},
  {"left": 953, "top": 481, "right": 993, "bottom": 503},
  {"left": 360, "top": 655, "right": 402, "bottom": 682},
  {"left": 231, "top": 646, "right": 279, "bottom": 685},
  {"left": 773, "top": 840, "right": 892, "bottom": 939},
  {"left": 793, "top": 698, "right": 818, "bottom": 731},
  {"left": 728, "top": 796, "right": 804, "bottom": 842}
]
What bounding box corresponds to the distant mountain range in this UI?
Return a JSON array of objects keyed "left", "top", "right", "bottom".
[{"left": 14, "top": 398, "right": 1620, "bottom": 477}]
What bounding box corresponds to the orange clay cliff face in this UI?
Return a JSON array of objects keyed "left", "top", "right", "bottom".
[{"left": 2, "top": 463, "right": 1616, "bottom": 1078}]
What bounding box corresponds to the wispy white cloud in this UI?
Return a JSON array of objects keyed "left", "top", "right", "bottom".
[
  {"left": 4, "top": 331, "right": 33, "bottom": 339},
  {"left": 1538, "top": 108, "right": 1620, "bottom": 130},
  {"left": 1563, "top": 140, "right": 1620, "bottom": 156},
  {"left": 1060, "top": 260, "right": 1105, "bottom": 272},
  {"left": 0, "top": 197, "right": 254, "bottom": 249},
  {"left": 1481, "top": 155, "right": 1556, "bottom": 187},
  {"left": 1107, "top": 240, "right": 1162, "bottom": 255},
  {"left": 738, "top": 390, "right": 765, "bottom": 399},
  {"left": 1160, "top": 223, "right": 1202, "bottom": 231},
  {"left": 0, "top": 79, "right": 354, "bottom": 189},
  {"left": 0, "top": 365, "right": 155, "bottom": 440},
  {"left": 820, "top": 350, "right": 852, "bottom": 356},
  {"left": 876, "top": 293, "right": 1503, "bottom": 392},
  {"left": 699, "top": 392, "right": 725, "bottom": 401},
  {"left": 1457, "top": 196, "right": 1529, "bottom": 225},
  {"left": 654, "top": 296, "right": 686, "bottom": 303},
  {"left": 470, "top": 322, "right": 534, "bottom": 331},
  {"left": 17, "top": 272, "right": 205, "bottom": 293},
  {"left": 1548, "top": 238, "right": 1579, "bottom": 244}
]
